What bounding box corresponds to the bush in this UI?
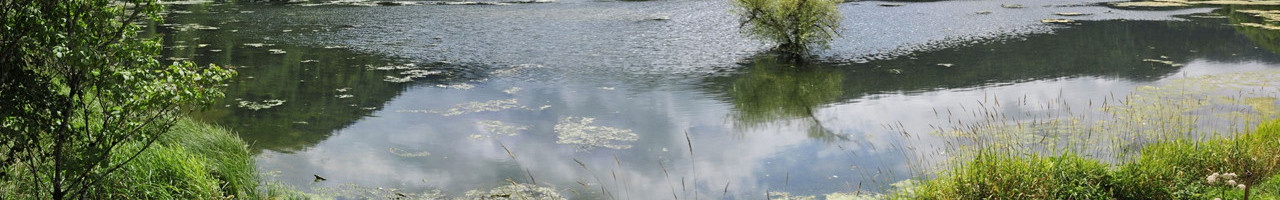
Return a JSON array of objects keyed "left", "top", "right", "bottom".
[{"left": 733, "top": 0, "right": 842, "bottom": 57}]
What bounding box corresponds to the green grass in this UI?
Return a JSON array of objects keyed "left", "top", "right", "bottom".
[
  {"left": 902, "top": 119, "right": 1280, "bottom": 199},
  {"left": 1, "top": 118, "right": 261, "bottom": 199},
  {"left": 98, "top": 118, "right": 261, "bottom": 199}
]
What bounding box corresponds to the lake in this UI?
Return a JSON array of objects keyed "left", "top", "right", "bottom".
[{"left": 154, "top": 0, "right": 1280, "bottom": 199}]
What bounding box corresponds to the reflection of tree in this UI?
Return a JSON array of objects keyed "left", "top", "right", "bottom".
[
  {"left": 151, "top": 4, "right": 475, "bottom": 153},
  {"left": 710, "top": 19, "right": 1280, "bottom": 142},
  {"left": 728, "top": 55, "right": 849, "bottom": 141},
  {"left": 1222, "top": 7, "right": 1280, "bottom": 55}
]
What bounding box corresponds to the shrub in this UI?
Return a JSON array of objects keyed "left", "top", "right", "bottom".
[{"left": 733, "top": 0, "right": 842, "bottom": 57}]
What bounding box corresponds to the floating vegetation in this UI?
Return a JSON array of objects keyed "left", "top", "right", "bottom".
[
  {"left": 388, "top": 147, "right": 431, "bottom": 157},
  {"left": 554, "top": 117, "right": 638, "bottom": 150},
  {"left": 384, "top": 76, "right": 413, "bottom": 83},
  {"left": 282, "top": 183, "right": 446, "bottom": 200},
  {"left": 438, "top": 83, "right": 475, "bottom": 90},
  {"left": 398, "top": 99, "right": 549, "bottom": 116},
  {"left": 1239, "top": 22, "right": 1280, "bottom": 30},
  {"left": 767, "top": 192, "right": 817, "bottom": 200},
  {"left": 243, "top": 43, "right": 273, "bottom": 48},
  {"left": 463, "top": 183, "right": 564, "bottom": 200},
  {"left": 976, "top": 11, "right": 992, "bottom": 15},
  {"left": 1041, "top": 19, "right": 1076, "bottom": 24},
  {"left": 1055, "top": 12, "right": 1090, "bottom": 16},
  {"left": 503, "top": 87, "right": 523, "bottom": 94},
  {"left": 930, "top": 69, "right": 1280, "bottom": 162},
  {"left": 490, "top": 64, "right": 546, "bottom": 77},
  {"left": 1112, "top": 1, "right": 1188, "bottom": 7},
  {"left": 370, "top": 63, "right": 419, "bottom": 71},
  {"left": 1141, "top": 58, "right": 1183, "bottom": 66},
  {"left": 237, "top": 99, "right": 286, "bottom": 110},
  {"left": 268, "top": 49, "right": 287, "bottom": 54},
  {"left": 383, "top": 69, "right": 443, "bottom": 83},
  {"left": 165, "top": 23, "right": 219, "bottom": 31},
  {"left": 470, "top": 120, "right": 529, "bottom": 140}
]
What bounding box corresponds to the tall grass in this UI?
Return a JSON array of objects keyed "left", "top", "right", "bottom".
[
  {"left": 1, "top": 118, "right": 260, "bottom": 199},
  {"left": 902, "top": 119, "right": 1280, "bottom": 199}
]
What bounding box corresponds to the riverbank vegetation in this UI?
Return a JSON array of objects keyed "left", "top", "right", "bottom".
[
  {"left": 1, "top": 0, "right": 237, "bottom": 199},
  {"left": 897, "top": 116, "right": 1280, "bottom": 199}
]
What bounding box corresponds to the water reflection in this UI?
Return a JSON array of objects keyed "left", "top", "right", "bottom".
[
  {"left": 726, "top": 55, "right": 848, "bottom": 141},
  {"left": 154, "top": 1, "right": 1280, "bottom": 199},
  {"left": 1222, "top": 7, "right": 1280, "bottom": 55},
  {"left": 151, "top": 3, "right": 484, "bottom": 153}
]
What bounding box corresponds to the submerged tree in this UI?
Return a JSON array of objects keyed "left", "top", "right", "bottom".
[
  {"left": 1, "top": 0, "right": 232, "bottom": 199},
  {"left": 734, "top": 0, "right": 843, "bottom": 57}
]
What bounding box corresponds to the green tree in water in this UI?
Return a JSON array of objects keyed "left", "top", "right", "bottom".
[
  {"left": 1, "top": 1, "right": 232, "bottom": 199},
  {"left": 734, "top": 0, "right": 843, "bottom": 57}
]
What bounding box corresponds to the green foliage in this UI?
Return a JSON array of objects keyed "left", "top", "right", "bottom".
[
  {"left": 1, "top": 0, "right": 234, "bottom": 199},
  {"left": 905, "top": 119, "right": 1280, "bottom": 199},
  {"left": 733, "top": 0, "right": 842, "bottom": 57}
]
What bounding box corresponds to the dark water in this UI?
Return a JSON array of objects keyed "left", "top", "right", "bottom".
[{"left": 155, "top": 0, "right": 1280, "bottom": 199}]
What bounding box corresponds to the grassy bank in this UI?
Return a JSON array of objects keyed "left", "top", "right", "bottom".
[
  {"left": 1, "top": 119, "right": 260, "bottom": 199},
  {"left": 899, "top": 119, "right": 1280, "bottom": 199}
]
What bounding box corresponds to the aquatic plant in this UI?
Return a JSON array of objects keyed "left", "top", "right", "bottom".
[
  {"left": 733, "top": 0, "right": 842, "bottom": 57},
  {"left": 554, "top": 117, "right": 639, "bottom": 150},
  {"left": 471, "top": 120, "right": 530, "bottom": 139}
]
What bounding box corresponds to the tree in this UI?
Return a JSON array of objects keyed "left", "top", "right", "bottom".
[
  {"left": 733, "top": 0, "right": 842, "bottom": 58},
  {"left": 1, "top": 0, "right": 233, "bottom": 199}
]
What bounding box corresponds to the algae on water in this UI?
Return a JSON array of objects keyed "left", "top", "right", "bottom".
[
  {"left": 470, "top": 120, "right": 529, "bottom": 140},
  {"left": 397, "top": 99, "right": 550, "bottom": 116},
  {"left": 554, "top": 117, "right": 638, "bottom": 150},
  {"left": 237, "top": 99, "right": 286, "bottom": 110},
  {"left": 462, "top": 183, "right": 564, "bottom": 200},
  {"left": 388, "top": 147, "right": 431, "bottom": 157}
]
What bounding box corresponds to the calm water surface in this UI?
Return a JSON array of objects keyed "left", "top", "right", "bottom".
[{"left": 155, "top": 0, "right": 1280, "bottom": 198}]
